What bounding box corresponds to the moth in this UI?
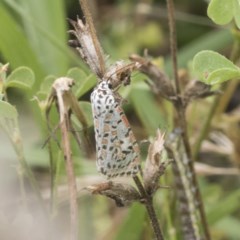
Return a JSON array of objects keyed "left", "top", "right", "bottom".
[{"left": 69, "top": 3, "right": 140, "bottom": 178}]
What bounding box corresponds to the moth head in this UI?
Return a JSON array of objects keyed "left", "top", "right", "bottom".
[{"left": 104, "top": 61, "right": 140, "bottom": 90}]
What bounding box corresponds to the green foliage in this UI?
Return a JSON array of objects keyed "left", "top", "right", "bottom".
[
  {"left": 0, "top": 4, "right": 45, "bottom": 79},
  {"left": 0, "top": 100, "right": 18, "bottom": 120},
  {"left": 208, "top": 0, "right": 240, "bottom": 28},
  {"left": 192, "top": 50, "right": 240, "bottom": 84},
  {"left": 66, "top": 68, "right": 97, "bottom": 98},
  {"left": 0, "top": 1, "right": 240, "bottom": 240},
  {"left": 5, "top": 67, "right": 35, "bottom": 90},
  {"left": 0, "top": 0, "right": 86, "bottom": 88}
]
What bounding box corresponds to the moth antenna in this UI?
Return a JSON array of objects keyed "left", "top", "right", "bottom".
[{"left": 105, "top": 62, "right": 140, "bottom": 89}]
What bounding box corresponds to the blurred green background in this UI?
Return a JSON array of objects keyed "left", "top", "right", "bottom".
[{"left": 0, "top": 0, "right": 239, "bottom": 240}]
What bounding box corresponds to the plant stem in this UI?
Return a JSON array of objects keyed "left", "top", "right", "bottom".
[
  {"left": 133, "top": 176, "right": 164, "bottom": 240},
  {"left": 60, "top": 116, "right": 78, "bottom": 240},
  {"left": 166, "top": 0, "right": 211, "bottom": 239},
  {"left": 166, "top": 0, "right": 180, "bottom": 94}
]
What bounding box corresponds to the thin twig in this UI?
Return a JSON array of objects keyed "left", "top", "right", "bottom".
[
  {"left": 60, "top": 116, "right": 78, "bottom": 240},
  {"left": 166, "top": 0, "right": 211, "bottom": 239},
  {"left": 133, "top": 176, "right": 164, "bottom": 240},
  {"left": 51, "top": 77, "right": 79, "bottom": 240},
  {"left": 166, "top": 0, "right": 180, "bottom": 94}
]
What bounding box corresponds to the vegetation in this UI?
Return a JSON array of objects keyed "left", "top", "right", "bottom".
[{"left": 0, "top": 0, "right": 239, "bottom": 239}]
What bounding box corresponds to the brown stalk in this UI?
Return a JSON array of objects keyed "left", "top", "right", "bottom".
[
  {"left": 166, "top": 0, "right": 180, "bottom": 95},
  {"left": 50, "top": 78, "right": 79, "bottom": 240},
  {"left": 166, "top": 0, "right": 211, "bottom": 239},
  {"left": 133, "top": 176, "right": 164, "bottom": 240},
  {"left": 59, "top": 114, "right": 78, "bottom": 240}
]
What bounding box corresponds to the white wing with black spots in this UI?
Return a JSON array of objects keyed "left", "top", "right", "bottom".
[{"left": 91, "top": 80, "right": 140, "bottom": 178}]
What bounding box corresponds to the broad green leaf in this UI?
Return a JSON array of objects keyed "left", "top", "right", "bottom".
[
  {"left": 67, "top": 68, "right": 97, "bottom": 98},
  {"left": 67, "top": 68, "right": 87, "bottom": 83},
  {"left": 6, "top": 67, "right": 35, "bottom": 90},
  {"left": 0, "top": 4, "right": 45, "bottom": 79},
  {"left": 114, "top": 204, "right": 146, "bottom": 240},
  {"left": 234, "top": 0, "right": 240, "bottom": 28},
  {"left": 206, "top": 68, "right": 240, "bottom": 84},
  {"left": 207, "top": 0, "right": 234, "bottom": 25},
  {"left": 3, "top": 0, "right": 88, "bottom": 78},
  {"left": 192, "top": 50, "right": 240, "bottom": 84},
  {"left": 15, "top": 0, "right": 69, "bottom": 75},
  {"left": 207, "top": 0, "right": 240, "bottom": 28},
  {"left": 0, "top": 100, "right": 18, "bottom": 119},
  {"left": 67, "top": 68, "right": 88, "bottom": 93}
]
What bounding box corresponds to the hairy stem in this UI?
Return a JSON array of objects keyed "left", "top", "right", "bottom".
[
  {"left": 166, "top": 0, "right": 211, "bottom": 239},
  {"left": 166, "top": 0, "right": 180, "bottom": 94},
  {"left": 133, "top": 176, "right": 164, "bottom": 240}
]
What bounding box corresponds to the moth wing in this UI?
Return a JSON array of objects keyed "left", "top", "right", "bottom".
[{"left": 96, "top": 103, "right": 140, "bottom": 178}]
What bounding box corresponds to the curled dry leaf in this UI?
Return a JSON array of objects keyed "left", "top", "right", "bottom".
[
  {"left": 129, "top": 54, "right": 175, "bottom": 100},
  {"left": 68, "top": 17, "right": 105, "bottom": 77},
  {"left": 183, "top": 80, "right": 220, "bottom": 107},
  {"left": 144, "top": 129, "right": 172, "bottom": 194},
  {"left": 85, "top": 181, "right": 141, "bottom": 207},
  {"left": 51, "top": 77, "right": 75, "bottom": 123}
]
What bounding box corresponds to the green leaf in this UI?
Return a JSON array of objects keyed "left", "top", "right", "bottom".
[
  {"left": 6, "top": 67, "right": 35, "bottom": 90},
  {"left": 207, "top": 0, "right": 234, "bottom": 25},
  {"left": 67, "top": 68, "right": 87, "bottom": 84},
  {"left": 0, "top": 4, "right": 45, "bottom": 79},
  {"left": 192, "top": 50, "right": 240, "bottom": 84},
  {"left": 206, "top": 68, "right": 240, "bottom": 84},
  {"left": 39, "top": 75, "right": 56, "bottom": 95},
  {"left": 114, "top": 204, "right": 146, "bottom": 240},
  {"left": 67, "top": 68, "right": 88, "bottom": 91},
  {"left": 0, "top": 100, "right": 18, "bottom": 119},
  {"left": 234, "top": 0, "right": 240, "bottom": 28},
  {"left": 7, "top": 0, "right": 69, "bottom": 75},
  {"left": 207, "top": 0, "right": 240, "bottom": 28},
  {"left": 66, "top": 67, "right": 97, "bottom": 98}
]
